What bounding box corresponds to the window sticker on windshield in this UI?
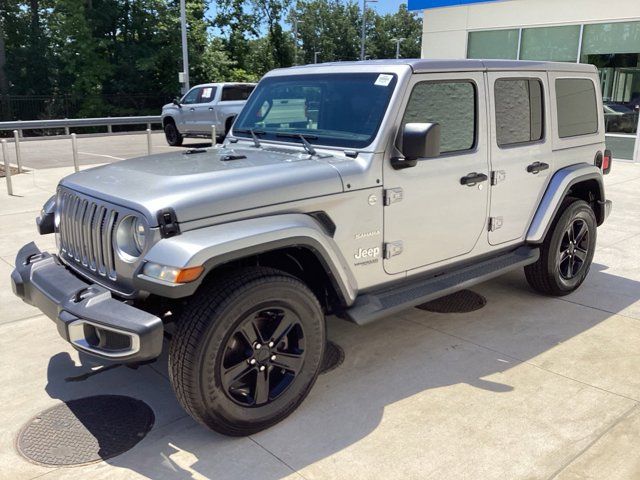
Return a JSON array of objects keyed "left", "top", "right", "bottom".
[
  {"left": 201, "top": 87, "right": 213, "bottom": 99},
  {"left": 374, "top": 74, "right": 393, "bottom": 87}
]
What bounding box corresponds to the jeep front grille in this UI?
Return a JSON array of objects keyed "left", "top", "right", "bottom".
[{"left": 58, "top": 189, "right": 118, "bottom": 279}]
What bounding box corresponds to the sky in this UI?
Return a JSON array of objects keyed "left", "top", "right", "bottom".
[{"left": 369, "top": 0, "right": 408, "bottom": 15}]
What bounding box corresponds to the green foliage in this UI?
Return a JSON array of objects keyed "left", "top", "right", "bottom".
[{"left": 0, "top": 0, "right": 422, "bottom": 118}]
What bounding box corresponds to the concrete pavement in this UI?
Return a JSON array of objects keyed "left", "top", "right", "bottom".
[{"left": 1, "top": 160, "right": 640, "bottom": 479}]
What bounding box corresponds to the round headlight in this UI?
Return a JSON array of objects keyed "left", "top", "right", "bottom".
[
  {"left": 133, "top": 217, "right": 146, "bottom": 253},
  {"left": 116, "top": 215, "right": 147, "bottom": 261}
]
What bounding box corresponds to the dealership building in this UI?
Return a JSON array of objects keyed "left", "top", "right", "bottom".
[{"left": 408, "top": 0, "right": 640, "bottom": 161}]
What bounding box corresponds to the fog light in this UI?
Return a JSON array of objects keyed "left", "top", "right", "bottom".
[{"left": 143, "top": 262, "right": 204, "bottom": 284}]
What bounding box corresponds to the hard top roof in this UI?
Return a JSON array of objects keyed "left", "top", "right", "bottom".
[{"left": 285, "top": 58, "right": 596, "bottom": 74}]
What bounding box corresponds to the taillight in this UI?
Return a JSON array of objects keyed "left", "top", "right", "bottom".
[
  {"left": 595, "top": 150, "right": 612, "bottom": 175},
  {"left": 603, "top": 149, "right": 612, "bottom": 174}
]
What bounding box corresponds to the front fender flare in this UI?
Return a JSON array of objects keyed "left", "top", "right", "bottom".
[
  {"left": 526, "top": 163, "right": 604, "bottom": 244},
  {"left": 135, "top": 214, "right": 358, "bottom": 303}
]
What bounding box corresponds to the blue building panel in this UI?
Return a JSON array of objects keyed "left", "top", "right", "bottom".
[{"left": 408, "top": 0, "right": 502, "bottom": 11}]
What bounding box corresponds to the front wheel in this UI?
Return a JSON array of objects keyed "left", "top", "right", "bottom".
[
  {"left": 525, "top": 198, "right": 597, "bottom": 296},
  {"left": 169, "top": 267, "right": 325, "bottom": 436},
  {"left": 164, "top": 121, "right": 183, "bottom": 146}
]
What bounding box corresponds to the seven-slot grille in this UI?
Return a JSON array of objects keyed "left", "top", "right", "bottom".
[{"left": 58, "top": 189, "right": 118, "bottom": 279}]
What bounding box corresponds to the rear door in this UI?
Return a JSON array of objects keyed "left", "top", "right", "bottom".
[{"left": 486, "top": 72, "right": 552, "bottom": 245}]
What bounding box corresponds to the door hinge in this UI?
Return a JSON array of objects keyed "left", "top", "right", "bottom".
[
  {"left": 384, "top": 241, "right": 404, "bottom": 259},
  {"left": 383, "top": 188, "right": 404, "bottom": 206},
  {"left": 491, "top": 170, "right": 506, "bottom": 186},
  {"left": 488, "top": 217, "right": 503, "bottom": 232}
]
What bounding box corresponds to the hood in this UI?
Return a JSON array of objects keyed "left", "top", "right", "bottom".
[{"left": 60, "top": 146, "right": 345, "bottom": 225}]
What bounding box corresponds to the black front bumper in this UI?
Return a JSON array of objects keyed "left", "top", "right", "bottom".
[{"left": 11, "top": 242, "right": 163, "bottom": 363}]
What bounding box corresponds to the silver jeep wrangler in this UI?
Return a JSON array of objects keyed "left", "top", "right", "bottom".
[{"left": 11, "top": 60, "right": 613, "bottom": 436}]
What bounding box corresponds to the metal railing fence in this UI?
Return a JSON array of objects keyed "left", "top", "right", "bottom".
[{"left": 0, "top": 115, "right": 162, "bottom": 136}]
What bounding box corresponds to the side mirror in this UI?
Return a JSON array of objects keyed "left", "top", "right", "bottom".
[
  {"left": 173, "top": 98, "right": 182, "bottom": 108},
  {"left": 392, "top": 122, "right": 441, "bottom": 170},
  {"left": 402, "top": 122, "right": 440, "bottom": 161}
]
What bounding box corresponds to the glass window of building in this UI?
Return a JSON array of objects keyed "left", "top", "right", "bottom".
[
  {"left": 467, "top": 29, "right": 519, "bottom": 60},
  {"left": 555, "top": 79, "right": 599, "bottom": 138},
  {"left": 402, "top": 81, "right": 476, "bottom": 154},
  {"left": 520, "top": 25, "right": 581, "bottom": 62},
  {"left": 581, "top": 21, "right": 640, "bottom": 135},
  {"left": 495, "top": 79, "right": 544, "bottom": 146}
]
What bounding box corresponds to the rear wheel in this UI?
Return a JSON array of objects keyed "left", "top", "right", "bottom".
[
  {"left": 169, "top": 267, "right": 325, "bottom": 436},
  {"left": 525, "top": 198, "right": 597, "bottom": 296},
  {"left": 164, "top": 120, "right": 183, "bottom": 146}
]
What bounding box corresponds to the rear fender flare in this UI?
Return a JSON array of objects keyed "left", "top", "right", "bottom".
[{"left": 527, "top": 163, "right": 604, "bottom": 244}]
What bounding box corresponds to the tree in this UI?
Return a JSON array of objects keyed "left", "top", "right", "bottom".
[
  {"left": 368, "top": 4, "right": 422, "bottom": 60},
  {"left": 289, "top": 0, "right": 361, "bottom": 64}
]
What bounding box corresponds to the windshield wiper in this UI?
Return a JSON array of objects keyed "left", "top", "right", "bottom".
[
  {"left": 234, "top": 128, "right": 265, "bottom": 148},
  {"left": 276, "top": 133, "right": 318, "bottom": 155}
]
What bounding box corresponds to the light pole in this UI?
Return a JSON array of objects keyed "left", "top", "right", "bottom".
[
  {"left": 293, "top": 19, "right": 304, "bottom": 66},
  {"left": 180, "top": 0, "right": 190, "bottom": 94},
  {"left": 360, "top": 0, "right": 378, "bottom": 61},
  {"left": 314, "top": 51, "right": 321, "bottom": 64},
  {"left": 390, "top": 37, "right": 405, "bottom": 59}
]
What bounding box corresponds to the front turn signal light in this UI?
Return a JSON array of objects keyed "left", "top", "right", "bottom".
[{"left": 143, "top": 262, "right": 204, "bottom": 284}]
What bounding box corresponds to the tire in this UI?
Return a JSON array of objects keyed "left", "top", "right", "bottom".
[
  {"left": 525, "top": 198, "right": 597, "bottom": 296},
  {"left": 169, "top": 267, "right": 325, "bottom": 436},
  {"left": 164, "top": 120, "right": 183, "bottom": 146}
]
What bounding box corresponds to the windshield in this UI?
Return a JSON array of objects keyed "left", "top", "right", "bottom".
[{"left": 233, "top": 73, "right": 398, "bottom": 149}]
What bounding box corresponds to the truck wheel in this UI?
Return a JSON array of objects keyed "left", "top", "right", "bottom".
[
  {"left": 169, "top": 267, "right": 325, "bottom": 436},
  {"left": 164, "top": 121, "right": 183, "bottom": 146},
  {"left": 525, "top": 198, "right": 597, "bottom": 296}
]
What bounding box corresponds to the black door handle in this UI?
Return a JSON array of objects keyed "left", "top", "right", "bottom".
[
  {"left": 460, "top": 172, "right": 488, "bottom": 186},
  {"left": 527, "top": 162, "right": 549, "bottom": 174}
]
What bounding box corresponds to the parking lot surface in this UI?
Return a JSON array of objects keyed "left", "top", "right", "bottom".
[
  {"left": 4, "top": 132, "right": 210, "bottom": 169},
  {"left": 1, "top": 149, "right": 640, "bottom": 480}
]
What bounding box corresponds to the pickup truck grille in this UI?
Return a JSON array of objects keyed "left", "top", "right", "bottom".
[{"left": 58, "top": 189, "right": 118, "bottom": 280}]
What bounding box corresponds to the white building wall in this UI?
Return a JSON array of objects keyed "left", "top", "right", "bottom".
[{"left": 421, "top": 0, "right": 640, "bottom": 59}]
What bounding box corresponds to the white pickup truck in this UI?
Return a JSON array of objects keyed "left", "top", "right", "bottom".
[{"left": 161, "top": 83, "right": 256, "bottom": 145}]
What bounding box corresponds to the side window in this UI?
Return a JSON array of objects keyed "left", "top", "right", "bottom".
[
  {"left": 222, "top": 85, "right": 254, "bottom": 102},
  {"left": 402, "top": 81, "right": 476, "bottom": 154},
  {"left": 199, "top": 86, "right": 217, "bottom": 103},
  {"left": 495, "top": 78, "right": 544, "bottom": 147},
  {"left": 181, "top": 87, "right": 201, "bottom": 105},
  {"left": 556, "top": 78, "right": 599, "bottom": 138}
]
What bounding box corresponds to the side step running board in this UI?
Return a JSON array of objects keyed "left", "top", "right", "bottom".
[{"left": 344, "top": 246, "right": 539, "bottom": 325}]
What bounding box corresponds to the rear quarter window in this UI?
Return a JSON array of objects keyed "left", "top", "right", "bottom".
[
  {"left": 222, "top": 85, "right": 255, "bottom": 102},
  {"left": 555, "top": 78, "right": 599, "bottom": 138}
]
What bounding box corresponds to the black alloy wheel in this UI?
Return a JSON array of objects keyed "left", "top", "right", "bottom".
[
  {"left": 558, "top": 218, "right": 590, "bottom": 280},
  {"left": 221, "top": 307, "right": 307, "bottom": 407}
]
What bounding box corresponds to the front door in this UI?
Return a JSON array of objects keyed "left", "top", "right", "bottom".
[
  {"left": 191, "top": 86, "right": 218, "bottom": 133},
  {"left": 486, "top": 72, "right": 552, "bottom": 245},
  {"left": 177, "top": 86, "right": 203, "bottom": 133},
  {"left": 383, "top": 72, "right": 490, "bottom": 275}
]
